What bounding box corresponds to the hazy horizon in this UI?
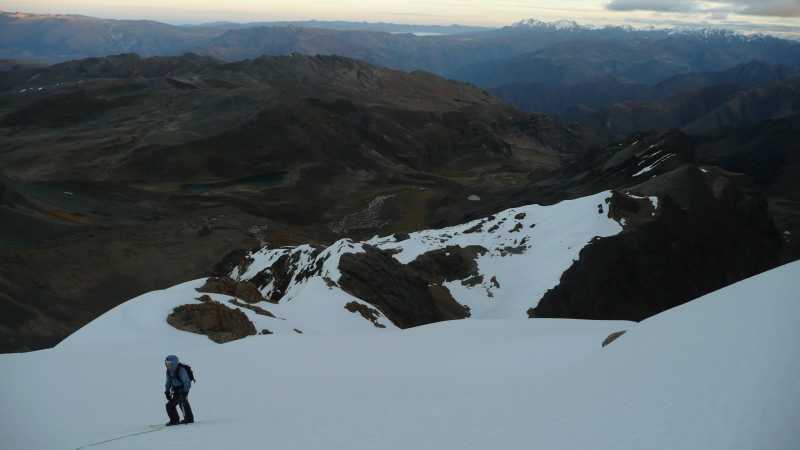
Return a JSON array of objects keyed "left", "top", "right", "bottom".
[{"left": 3, "top": 0, "right": 800, "bottom": 38}]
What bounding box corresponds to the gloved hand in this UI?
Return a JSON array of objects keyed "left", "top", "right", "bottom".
[{"left": 164, "top": 391, "right": 171, "bottom": 401}]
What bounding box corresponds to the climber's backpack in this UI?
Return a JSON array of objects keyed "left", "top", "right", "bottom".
[{"left": 178, "top": 363, "right": 196, "bottom": 383}]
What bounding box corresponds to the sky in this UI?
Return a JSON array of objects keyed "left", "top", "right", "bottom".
[{"left": 4, "top": 0, "right": 800, "bottom": 36}]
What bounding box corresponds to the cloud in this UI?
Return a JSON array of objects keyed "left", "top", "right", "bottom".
[
  {"left": 606, "top": 0, "right": 800, "bottom": 18},
  {"left": 738, "top": 0, "right": 800, "bottom": 17},
  {"left": 607, "top": 0, "right": 699, "bottom": 13},
  {"left": 708, "top": 10, "right": 730, "bottom": 20}
]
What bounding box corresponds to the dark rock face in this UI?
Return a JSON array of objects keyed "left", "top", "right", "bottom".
[
  {"left": 407, "top": 245, "right": 487, "bottom": 284},
  {"left": 167, "top": 301, "right": 256, "bottom": 343},
  {"left": 531, "top": 166, "right": 783, "bottom": 321},
  {"left": 427, "top": 284, "right": 472, "bottom": 320},
  {"left": 210, "top": 249, "right": 252, "bottom": 277},
  {"left": 338, "top": 245, "right": 469, "bottom": 329},
  {"left": 250, "top": 248, "right": 324, "bottom": 303},
  {"left": 196, "top": 277, "right": 264, "bottom": 304},
  {"left": 605, "top": 191, "right": 658, "bottom": 228},
  {"left": 692, "top": 114, "right": 800, "bottom": 263},
  {"left": 251, "top": 254, "right": 292, "bottom": 303}
]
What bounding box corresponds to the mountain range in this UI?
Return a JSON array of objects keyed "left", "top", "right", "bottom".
[
  {"left": 4, "top": 12, "right": 800, "bottom": 77},
  {"left": 4, "top": 11, "right": 800, "bottom": 137},
  {"left": 499, "top": 61, "right": 800, "bottom": 137},
  {"left": 0, "top": 11, "right": 799, "bottom": 353},
  {"left": 1, "top": 51, "right": 798, "bottom": 351},
  {"left": 2, "top": 9, "right": 799, "bottom": 450}
]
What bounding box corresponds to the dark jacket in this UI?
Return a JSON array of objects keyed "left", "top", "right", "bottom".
[{"left": 164, "top": 354, "right": 191, "bottom": 394}]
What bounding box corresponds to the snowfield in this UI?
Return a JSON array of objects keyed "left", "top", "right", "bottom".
[{"left": 2, "top": 260, "right": 799, "bottom": 450}]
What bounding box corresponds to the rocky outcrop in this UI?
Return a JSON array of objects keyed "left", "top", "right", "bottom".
[
  {"left": 338, "top": 245, "right": 469, "bottom": 329},
  {"left": 428, "top": 285, "right": 472, "bottom": 320},
  {"left": 196, "top": 277, "right": 264, "bottom": 304},
  {"left": 167, "top": 301, "right": 256, "bottom": 343},
  {"left": 602, "top": 331, "right": 627, "bottom": 347},
  {"left": 210, "top": 249, "right": 252, "bottom": 277},
  {"left": 229, "top": 299, "right": 275, "bottom": 318},
  {"left": 531, "top": 166, "right": 783, "bottom": 321},
  {"left": 407, "top": 245, "right": 487, "bottom": 284},
  {"left": 249, "top": 247, "right": 325, "bottom": 303},
  {"left": 249, "top": 255, "right": 291, "bottom": 303},
  {"left": 344, "top": 302, "right": 386, "bottom": 328}
]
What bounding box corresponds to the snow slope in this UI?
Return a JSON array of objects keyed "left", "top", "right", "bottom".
[
  {"left": 58, "top": 277, "right": 397, "bottom": 353},
  {"left": 2, "top": 260, "right": 799, "bottom": 450}
]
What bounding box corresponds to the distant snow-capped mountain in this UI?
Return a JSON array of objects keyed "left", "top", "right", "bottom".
[
  {"left": 509, "top": 17, "right": 780, "bottom": 42},
  {"left": 511, "top": 18, "right": 588, "bottom": 31}
]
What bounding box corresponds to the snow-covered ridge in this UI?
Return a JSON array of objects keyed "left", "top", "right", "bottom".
[
  {"left": 55, "top": 190, "right": 660, "bottom": 349},
  {"left": 512, "top": 18, "right": 588, "bottom": 31},
  {"left": 227, "top": 191, "right": 643, "bottom": 329}
]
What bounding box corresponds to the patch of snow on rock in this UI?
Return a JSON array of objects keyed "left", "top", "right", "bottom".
[{"left": 633, "top": 153, "right": 675, "bottom": 177}]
